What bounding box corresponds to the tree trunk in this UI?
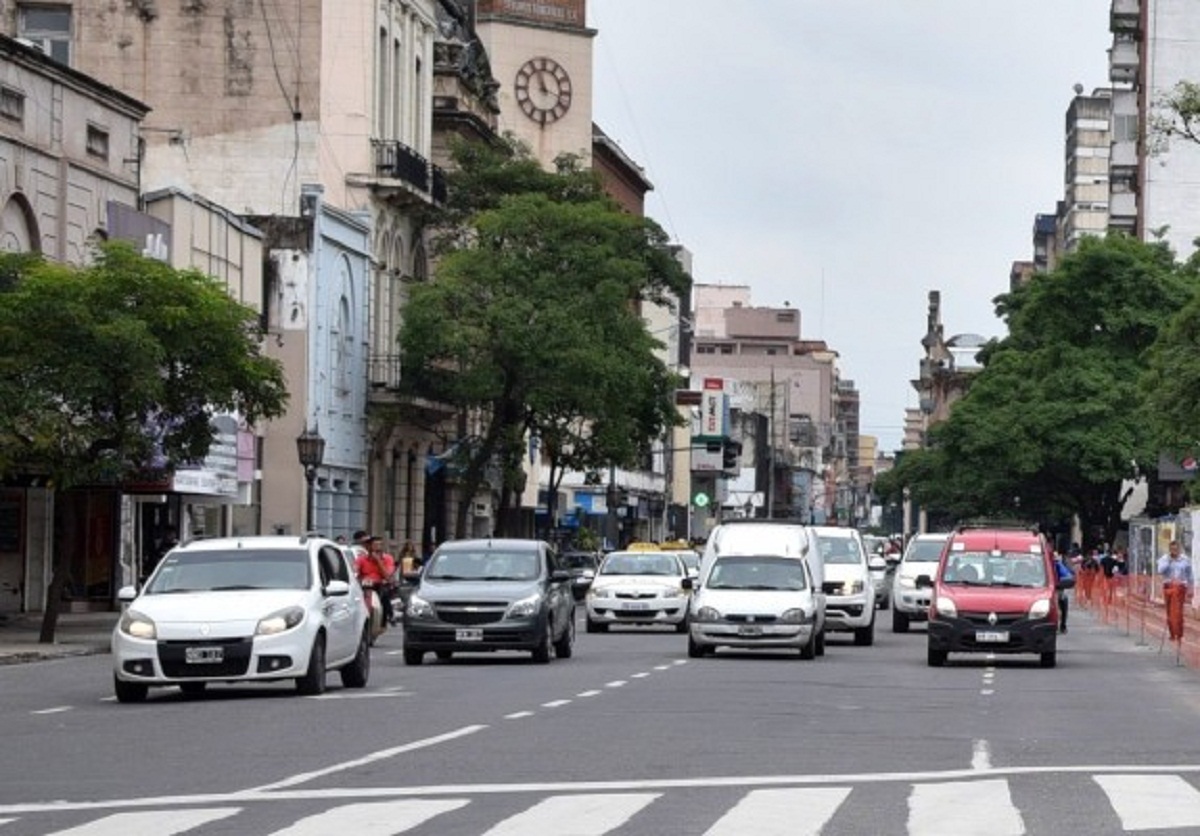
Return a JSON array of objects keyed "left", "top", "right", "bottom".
[{"left": 39, "top": 545, "right": 67, "bottom": 644}]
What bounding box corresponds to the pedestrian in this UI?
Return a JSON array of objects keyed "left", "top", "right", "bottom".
[
  {"left": 1157, "top": 540, "right": 1194, "bottom": 643},
  {"left": 1054, "top": 551, "right": 1075, "bottom": 634},
  {"left": 1100, "top": 545, "right": 1119, "bottom": 606},
  {"left": 399, "top": 540, "right": 421, "bottom": 575}
]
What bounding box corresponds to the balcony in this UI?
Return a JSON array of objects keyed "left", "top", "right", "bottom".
[
  {"left": 1109, "top": 40, "right": 1139, "bottom": 85},
  {"left": 1109, "top": 190, "right": 1137, "bottom": 223},
  {"left": 1111, "top": 139, "right": 1138, "bottom": 175},
  {"left": 369, "top": 354, "right": 402, "bottom": 390},
  {"left": 370, "top": 140, "right": 446, "bottom": 206},
  {"left": 1110, "top": 0, "right": 1140, "bottom": 34}
]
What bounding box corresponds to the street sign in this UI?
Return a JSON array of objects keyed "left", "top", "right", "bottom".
[{"left": 693, "top": 492, "right": 710, "bottom": 508}]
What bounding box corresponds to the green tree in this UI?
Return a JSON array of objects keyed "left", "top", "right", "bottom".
[
  {"left": 401, "top": 140, "right": 689, "bottom": 538},
  {"left": 0, "top": 242, "right": 288, "bottom": 640}
]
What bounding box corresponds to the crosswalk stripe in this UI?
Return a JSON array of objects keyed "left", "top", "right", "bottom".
[
  {"left": 0, "top": 819, "right": 12, "bottom": 828},
  {"left": 908, "top": 779, "right": 1024, "bottom": 835},
  {"left": 703, "top": 787, "right": 851, "bottom": 836},
  {"left": 1095, "top": 774, "right": 1200, "bottom": 831},
  {"left": 42, "top": 807, "right": 240, "bottom": 836},
  {"left": 480, "top": 793, "right": 659, "bottom": 836},
  {"left": 266, "top": 799, "right": 469, "bottom": 835}
]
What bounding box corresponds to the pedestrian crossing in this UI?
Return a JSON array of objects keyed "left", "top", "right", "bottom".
[{"left": 6, "top": 772, "right": 1200, "bottom": 835}]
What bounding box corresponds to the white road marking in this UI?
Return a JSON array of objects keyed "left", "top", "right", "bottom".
[
  {"left": 653, "top": 664, "right": 671, "bottom": 671},
  {"left": 576, "top": 690, "right": 602, "bottom": 698},
  {"left": 981, "top": 689, "right": 995, "bottom": 696},
  {"left": 267, "top": 799, "right": 468, "bottom": 835},
  {"left": 0, "top": 818, "right": 12, "bottom": 827},
  {"left": 605, "top": 680, "right": 627, "bottom": 688},
  {"left": 42, "top": 807, "right": 239, "bottom": 835},
  {"left": 309, "top": 692, "right": 412, "bottom": 700},
  {"left": 672, "top": 659, "right": 687, "bottom": 665},
  {"left": 481, "top": 793, "right": 658, "bottom": 836},
  {"left": 541, "top": 700, "right": 571, "bottom": 708},
  {"left": 505, "top": 711, "right": 535, "bottom": 720},
  {"left": 972, "top": 740, "right": 992, "bottom": 771},
  {"left": 244, "top": 725, "right": 488, "bottom": 793},
  {"left": 1095, "top": 774, "right": 1200, "bottom": 831},
  {"left": 631, "top": 672, "right": 650, "bottom": 679},
  {"left": 705, "top": 787, "right": 849, "bottom": 836},
  {"left": 98, "top": 697, "right": 116, "bottom": 703},
  {"left": 31, "top": 706, "right": 72, "bottom": 715},
  {"left": 386, "top": 650, "right": 403, "bottom": 656},
  {"left": 908, "top": 778, "right": 1023, "bottom": 835}
]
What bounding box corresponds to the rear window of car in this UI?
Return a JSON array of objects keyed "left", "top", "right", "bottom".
[
  {"left": 818, "top": 536, "right": 862, "bottom": 565},
  {"left": 706, "top": 556, "right": 807, "bottom": 591},
  {"left": 942, "top": 550, "right": 1047, "bottom": 587},
  {"left": 425, "top": 550, "right": 541, "bottom": 581},
  {"left": 148, "top": 550, "right": 311, "bottom": 593},
  {"left": 599, "top": 553, "right": 682, "bottom": 576},
  {"left": 905, "top": 538, "right": 948, "bottom": 563}
]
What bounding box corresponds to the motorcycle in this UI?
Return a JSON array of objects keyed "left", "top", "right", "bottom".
[{"left": 360, "top": 579, "right": 390, "bottom": 645}]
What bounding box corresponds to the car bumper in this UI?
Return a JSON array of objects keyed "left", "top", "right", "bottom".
[
  {"left": 824, "top": 594, "right": 872, "bottom": 630},
  {"left": 111, "top": 626, "right": 316, "bottom": 685},
  {"left": 403, "top": 615, "right": 546, "bottom": 652},
  {"left": 927, "top": 616, "right": 1058, "bottom": 655},
  {"left": 586, "top": 597, "right": 688, "bottom": 625},
  {"left": 893, "top": 590, "right": 932, "bottom": 617},
  {"left": 689, "top": 622, "right": 814, "bottom": 649}
]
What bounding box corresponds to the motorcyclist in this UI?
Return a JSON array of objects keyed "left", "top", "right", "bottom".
[{"left": 355, "top": 536, "right": 397, "bottom": 628}]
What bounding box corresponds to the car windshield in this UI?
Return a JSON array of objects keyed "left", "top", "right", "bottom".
[
  {"left": 819, "top": 537, "right": 862, "bottom": 565},
  {"left": 706, "top": 556, "right": 807, "bottom": 591},
  {"left": 670, "top": 551, "right": 701, "bottom": 572},
  {"left": 560, "top": 553, "right": 596, "bottom": 570},
  {"left": 599, "top": 553, "right": 682, "bottom": 577},
  {"left": 942, "top": 551, "right": 1047, "bottom": 587},
  {"left": 905, "top": 538, "right": 947, "bottom": 563},
  {"left": 146, "top": 550, "right": 311, "bottom": 593},
  {"left": 425, "top": 550, "right": 541, "bottom": 581}
]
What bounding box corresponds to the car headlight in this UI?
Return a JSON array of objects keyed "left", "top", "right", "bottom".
[
  {"left": 407, "top": 595, "right": 435, "bottom": 619},
  {"left": 780, "top": 608, "right": 812, "bottom": 624},
  {"left": 898, "top": 576, "right": 916, "bottom": 589},
  {"left": 256, "top": 606, "right": 306, "bottom": 636},
  {"left": 589, "top": 586, "right": 613, "bottom": 599},
  {"left": 119, "top": 609, "right": 156, "bottom": 640},
  {"left": 850, "top": 579, "right": 865, "bottom": 594},
  {"left": 1029, "top": 597, "right": 1052, "bottom": 619},
  {"left": 693, "top": 606, "right": 722, "bottom": 622},
  {"left": 505, "top": 593, "right": 542, "bottom": 619},
  {"left": 935, "top": 596, "right": 957, "bottom": 618}
]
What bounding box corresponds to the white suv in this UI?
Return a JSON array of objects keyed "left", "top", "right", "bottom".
[
  {"left": 808, "top": 526, "right": 876, "bottom": 645},
  {"left": 891, "top": 532, "right": 950, "bottom": 632}
]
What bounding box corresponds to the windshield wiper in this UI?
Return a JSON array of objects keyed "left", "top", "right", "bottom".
[
  {"left": 211, "top": 584, "right": 262, "bottom": 591},
  {"left": 429, "top": 574, "right": 472, "bottom": 581}
]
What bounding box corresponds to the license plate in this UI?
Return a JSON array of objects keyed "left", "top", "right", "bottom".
[
  {"left": 737, "top": 625, "right": 763, "bottom": 637},
  {"left": 185, "top": 646, "right": 223, "bottom": 664},
  {"left": 456, "top": 628, "right": 484, "bottom": 642},
  {"left": 975, "top": 630, "right": 1009, "bottom": 643},
  {"left": 622, "top": 601, "right": 650, "bottom": 611}
]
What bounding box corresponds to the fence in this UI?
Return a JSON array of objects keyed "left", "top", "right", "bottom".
[{"left": 1074, "top": 566, "right": 1200, "bottom": 668}]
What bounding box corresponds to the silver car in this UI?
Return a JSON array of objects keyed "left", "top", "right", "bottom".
[{"left": 891, "top": 532, "right": 951, "bottom": 633}]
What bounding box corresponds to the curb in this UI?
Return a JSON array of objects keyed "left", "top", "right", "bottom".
[{"left": 0, "top": 644, "right": 108, "bottom": 666}]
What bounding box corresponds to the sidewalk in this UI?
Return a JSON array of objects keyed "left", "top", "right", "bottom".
[
  {"left": 0, "top": 611, "right": 117, "bottom": 665},
  {"left": 1074, "top": 573, "right": 1200, "bottom": 668}
]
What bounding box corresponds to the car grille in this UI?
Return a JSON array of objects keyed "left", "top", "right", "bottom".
[
  {"left": 960, "top": 612, "right": 1024, "bottom": 626},
  {"left": 434, "top": 602, "right": 509, "bottom": 626},
  {"left": 615, "top": 592, "right": 659, "bottom": 600},
  {"left": 158, "top": 638, "right": 252, "bottom": 678},
  {"left": 725, "top": 614, "right": 779, "bottom": 624}
]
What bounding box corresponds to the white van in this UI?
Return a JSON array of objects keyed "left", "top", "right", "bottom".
[{"left": 688, "top": 521, "right": 826, "bottom": 658}]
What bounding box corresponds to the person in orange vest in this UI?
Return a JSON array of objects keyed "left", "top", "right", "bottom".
[{"left": 1157, "top": 540, "right": 1194, "bottom": 643}]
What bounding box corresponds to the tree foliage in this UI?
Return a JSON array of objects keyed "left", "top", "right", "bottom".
[
  {"left": 401, "top": 138, "right": 689, "bottom": 537},
  {"left": 0, "top": 241, "right": 289, "bottom": 640}
]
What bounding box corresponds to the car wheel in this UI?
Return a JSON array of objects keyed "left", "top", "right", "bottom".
[
  {"left": 800, "top": 630, "right": 816, "bottom": 660},
  {"left": 586, "top": 617, "right": 607, "bottom": 634},
  {"left": 403, "top": 647, "right": 424, "bottom": 666},
  {"left": 435, "top": 650, "right": 453, "bottom": 661},
  {"left": 815, "top": 628, "right": 826, "bottom": 656},
  {"left": 878, "top": 595, "right": 891, "bottom": 611},
  {"left": 532, "top": 624, "right": 553, "bottom": 664},
  {"left": 554, "top": 615, "right": 575, "bottom": 659},
  {"left": 927, "top": 645, "right": 947, "bottom": 667},
  {"left": 295, "top": 634, "right": 327, "bottom": 696},
  {"left": 114, "top": 677, "right": 148, "bottom": 704},
  {"left": 1040, "top": 651, "right": 1057, "bottom": 668},
  {"left": 854, "top": 616, "right": 875, "bottom": 646},
  {"left": 179, "top": 682, "right": 207, "bottom": 698},
  {"left": 892, "top": 610, "right": 910, "bottom": 633},
  {"left": 340, "top": 628, "right": 371, "bottom": 689},
  {"left": 687, "top": 635, "right": 707, "bottom": 658}
]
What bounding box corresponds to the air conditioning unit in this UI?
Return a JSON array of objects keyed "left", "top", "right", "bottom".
[{"left": 472, "top": 502, "right": 491, "bottom": 518}]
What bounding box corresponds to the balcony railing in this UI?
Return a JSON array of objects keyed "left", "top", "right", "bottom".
[
  {"left": 371, "top": 140, "right": 446, "bottom": 204},
  {"left": 369, "top": 354, "right": 402, "bottom": 389}
]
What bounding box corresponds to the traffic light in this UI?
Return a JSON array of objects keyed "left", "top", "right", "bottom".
[{"left": 722, "top": 439, "right": 742, "bottom": 471}]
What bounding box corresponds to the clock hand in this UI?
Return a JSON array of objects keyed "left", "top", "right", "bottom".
[{"left": 537, "top": 71, "right": 550, "bottom": 94}]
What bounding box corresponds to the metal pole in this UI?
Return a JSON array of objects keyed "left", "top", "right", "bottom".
[{"left": 305, "top": 468, "right": 316, "bottom": 533}]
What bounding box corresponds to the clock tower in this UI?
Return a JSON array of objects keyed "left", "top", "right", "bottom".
[{"left": 475, "top": 0, "right": 595, "bottom": 167}]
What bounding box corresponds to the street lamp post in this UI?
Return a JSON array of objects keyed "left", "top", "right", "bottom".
[{"left": 295, "top": 426, "right": 326, "bottom": 534}]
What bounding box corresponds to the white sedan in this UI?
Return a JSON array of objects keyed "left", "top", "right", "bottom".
[
  {"left": 585, "top": 551, "right": 691, "bottom": 633},
  {"left": 111, "top": 535, "right": 370, "bottom": 702}
]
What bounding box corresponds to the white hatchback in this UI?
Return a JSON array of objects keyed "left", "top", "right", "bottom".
[
  {"left": 586, "top": 551, "right": 690, "bottom": 632},
  {"left": 111, "top": 535, "right": 370, "bottom": 702}
]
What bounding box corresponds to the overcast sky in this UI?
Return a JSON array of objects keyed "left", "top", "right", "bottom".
[{"left": 588, "top": 1, "right": 1113, "bottom": 452}]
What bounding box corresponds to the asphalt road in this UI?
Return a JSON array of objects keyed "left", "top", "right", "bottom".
[{"left": 2, "top": 606, "right": 1200, "bottom": 834}]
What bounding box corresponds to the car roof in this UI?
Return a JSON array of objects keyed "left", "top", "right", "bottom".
[
  {"left": 434, "top": 539, "right": 547, "bottom": 551},
  {"left": 949, "top": 528, "right": 1044, "bottom": 551},
  {"left": 809, "top": 526, "right": 860, "bottom": 538},
  {"left": 174, "top": 535, "right": 333, "bottom": 553}
]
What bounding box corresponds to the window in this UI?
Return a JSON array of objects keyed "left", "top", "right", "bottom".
[
  {"left": 696, "top": 345, "right": 715, "bottom": 354},
  {"left": 719, "top": 345, "right": 734, "bottom": 355},
  {"left": 86, "top": 124, "right": 109, "bottom": 160},
  {"left": 0, "top": 87, "right": 24, "bottom": 123},
  {"left": 19, "top": 5, "right": 71, "bottom": 65}
]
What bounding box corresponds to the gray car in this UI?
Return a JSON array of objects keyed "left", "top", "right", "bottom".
[{"left": 402, "top": 538, "right": 575, "bottom": 665}]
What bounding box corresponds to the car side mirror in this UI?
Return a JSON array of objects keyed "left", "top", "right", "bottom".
[
  {"left": 117, "top": 585, "right": 138, "bottom": 603},
  {"left": 681, "top": 577, "right": 694, "bottom": 590},
  {"left": 326, "top": 579, "right": 351, "bottom": 597},
  {"left": 868, "top": 556, "right": 887, "bottom": 571},
  {"left": 915, "top": 574, "right": 933, "bottom": 589}
]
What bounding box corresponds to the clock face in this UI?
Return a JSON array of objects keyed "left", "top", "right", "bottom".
[{"left": 514, "top": 57, "right": 573, "bottom": 124}]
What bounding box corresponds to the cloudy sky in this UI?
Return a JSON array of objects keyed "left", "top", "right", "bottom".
[{"left": 588, "top": 1, "right": 1113, "bottom": 452}]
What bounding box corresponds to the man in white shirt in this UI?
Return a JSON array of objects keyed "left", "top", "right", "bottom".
[{"left": 1157, "top": 540, "right": 1194, "bottom": 642}]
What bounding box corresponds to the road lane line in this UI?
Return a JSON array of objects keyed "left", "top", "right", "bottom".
[
  {"left": 908, "top": 779, "right": 1023, "bottom": 835},
  {"left": 631, "top": 672, "right": 650, "bottom": 679},
  {"left": 309, "top": 692, "right": 410, "bottom": 700},
  {"left": 1095, "top": 774, "right": 1200, "bottom": 831},
  {"left": 244, "top": 725, "right": 488, "bottom": 793},
  {"left": 31, "top": 706, "right": 72, "bottom": 715},
  {"left": 505, "top": 711, "right": 534, "bottom": 720},
  {"left": 482, "top": 793, "right": 658, "bottom": 836},
  {"left": 972, "top": 740, "right": 992, "bottom": 771},
  {"left": 576, "top": 690, "right": 602, "bottom": 698},
  {"left": 267, "top": 799, "right": 468, "bottom": 835},
  {"left": 653, "top": 664, "right": 671, "bottom": 670},
  {"left": 42, "top": 807, "right": 239, "bottom": 835},
  {"left": 704, "top": 787, "right": 850, "bottom": 836},
  {"left": 980, "top": 689, "right": 995, "bottom": 696},
  {"left": 541, "top": 700, "right": 571, "bottom": 708},
  {"left": 605, "top": 680, "right": 627, "bottom": 688}
]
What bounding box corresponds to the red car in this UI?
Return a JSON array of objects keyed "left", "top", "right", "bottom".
[{"left": 918, "top": 525, "right": 1072, "bottom": 668}]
